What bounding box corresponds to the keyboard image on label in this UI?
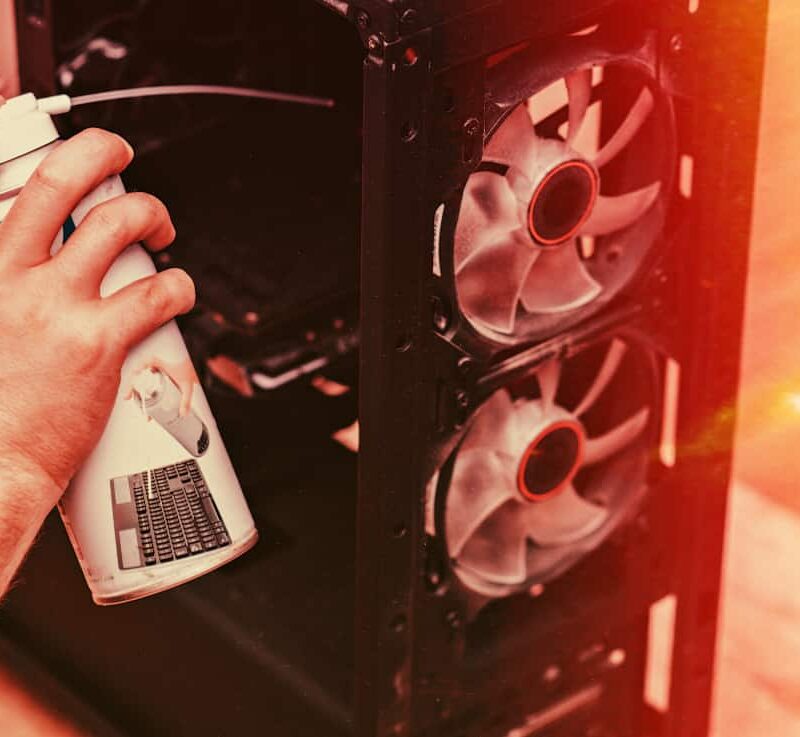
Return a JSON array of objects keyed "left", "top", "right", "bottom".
[{"left": 111, "top": 459, "right": 231, "bottom": 570}]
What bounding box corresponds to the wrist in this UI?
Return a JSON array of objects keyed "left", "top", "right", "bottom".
[
  {"left": 0, "top": 450, "right": 64, "bottom": 517},
  {"left": 0, "top": 452, "right": 63, "bottom": 598}
]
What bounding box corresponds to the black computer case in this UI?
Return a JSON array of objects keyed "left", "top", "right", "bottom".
[{"left": 2, "top": 1, "right": 768, "bottom": 736}]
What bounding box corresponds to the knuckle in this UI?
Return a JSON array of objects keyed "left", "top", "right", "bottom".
[
  {"left": 32, "top": 158, "right": 71, "bottom": 196},
  {"left": 141, "top": 275, "right": 175, "bottom": 314},
  {"left": 62, "top": 320, "right": 108, "bottom": 367},
  {"left": 86, "top": 201, "right": 127, "bottom": 242}
]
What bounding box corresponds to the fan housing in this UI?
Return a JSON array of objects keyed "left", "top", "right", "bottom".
[
  {"left": 430, "top": 336, "right": 659, "bottom": 599},
  {"left": 450, "top": 47, "right": 676, "bottom": 346}
]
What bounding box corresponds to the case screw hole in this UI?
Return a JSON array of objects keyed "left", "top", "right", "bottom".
[
  {"left": 464, "top": 118, "right": 480, "bottom": 137},
  {"left": 395, "top": 335, "right": 413, "bottom": 353},
  {"left": 401, "top": 121, "right": 418, "bottom": 143},
  {"left": 432, "top": 296, "right": 450, "bottom": 333}
]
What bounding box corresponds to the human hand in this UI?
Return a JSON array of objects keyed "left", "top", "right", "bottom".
[
  {"left": 124, "top": 357, "right": 199, "bottom": 417},
  {"left": 0, "top": 128, "right": 195, "bottom": 502}
]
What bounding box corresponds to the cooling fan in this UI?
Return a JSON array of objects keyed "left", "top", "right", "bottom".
[
  {"left": 454, "top": 54, "right": 673, "bottom": 341},
  {"left": 433, "top": 337, "right": 657, "bottom": 598}
]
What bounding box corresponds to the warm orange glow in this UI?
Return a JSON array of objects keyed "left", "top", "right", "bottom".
[{"left": 786, "top": 392, "right": 800, "bottom": 414}]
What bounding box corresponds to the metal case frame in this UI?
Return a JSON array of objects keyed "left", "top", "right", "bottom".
[{"left": 323, "top": 1, "right": 768, "bottom": 735}]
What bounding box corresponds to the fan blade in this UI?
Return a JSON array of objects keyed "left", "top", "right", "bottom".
[
  {"left": 457, "top": 500, "right": 528, "bottom": 585},
  {"left": 520, "top": 243, "right": 602, "bottom": 314},
  {"left": 510, "top": 398, "right": 546, "bottom": 457},
  {"left": 580, "top": 182, "right": 661, "bottom": 237},
  {"left": 457, "top": 230, "right": 538, "bottom": 334},
  {"left": 484, "top": 103, "right": 540, "bottom": 172},
  {"left": 523, "top": 485, "right": 608, "bottom": 546},
  {"left": 454, "top": 172, "right": 522, "bottom": 268},
  {"left": 584, "top": 407, "right": 650, "bottom": 466},
  {"left": 536, "top": 360, "right": 561, "bottom": 413},
  {"left": 460, "top": 390, "right": 517, "bottom": 457},
  {"left": 573, "top": 339, "right": 627, "bottom": 417},
  {"left": 565, "top": 68, "right": 592, "bottom": 145},
  {"left": 593, "top": 87, "right": 655, "bottom": 169},
  {"left": 447, "top": 449, "right": 518, "bottom": 558}
]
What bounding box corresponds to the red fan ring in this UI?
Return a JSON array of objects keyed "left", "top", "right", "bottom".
[
  {"left": 527, "top": 159, "right": 599, "bottom": 246},
  {"left": 517, "top": 419, "right": 586, "bottom": 502}
]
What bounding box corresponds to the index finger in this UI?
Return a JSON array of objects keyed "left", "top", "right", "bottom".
[{"left": 0, "top": 127, "right": 133, "bottom": 269}]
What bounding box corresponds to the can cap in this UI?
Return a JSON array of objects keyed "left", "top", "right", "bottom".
[{"left": 0, "top": 93, "right": 72, "bottom": 165}]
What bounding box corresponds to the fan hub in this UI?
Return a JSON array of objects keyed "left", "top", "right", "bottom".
[
  {"left": 518, "top": 419, "right": 585, "bottom": 502},
  {"left": 527, "top": 160, "right": 598, "bottom": 246}
]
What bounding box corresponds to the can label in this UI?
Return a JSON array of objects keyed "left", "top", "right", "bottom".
[{"left": 49, "top": 175, "right": 257, "bottom": 604}]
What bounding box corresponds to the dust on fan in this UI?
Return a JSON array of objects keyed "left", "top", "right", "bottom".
[
  {"left": 454, "top": 65, "right": 662, "bottom": 336},
  {"left": 440, "top": 338, "right": 653, "bottom": 598}
]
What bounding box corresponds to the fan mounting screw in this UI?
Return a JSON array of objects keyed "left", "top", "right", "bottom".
[
  {"left": 528, "top": 583, "right": 545, "bottom": 598},
  {"left": 356, "top": 10, "right": 370, "bottom": 29},
  {"left": 670, "top": 33, "right": 684, "bottom": 53},
  {"left": 445, "top": 609, "right": 462, "bottom": 629},
  {"left": 463, "top": 117, "right": 481, "bottom": 138},
  {"left": 457, "top": 356, "right": 474, "bottom": 377},
  {"left": 543, "top": 665, "right": 561, "bottom": 684},
  {"left": 608, "top": 649, "right": 627, "bottom": 668},
  {"left": 400, "top": 9, "right": 419, "bottom": 32}
]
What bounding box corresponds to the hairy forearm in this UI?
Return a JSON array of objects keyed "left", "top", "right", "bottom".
[{"left": 0, "top": 460, "right": 61, "bottom": 599}]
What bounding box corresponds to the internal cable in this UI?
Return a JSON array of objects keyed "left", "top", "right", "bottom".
[{"left": 69, "top": 84, "right": 335, "bottom": 110}]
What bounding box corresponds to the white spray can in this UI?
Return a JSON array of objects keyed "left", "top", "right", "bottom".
[{"left": 0, "top": 93, "right": 258, "bottom": 604}]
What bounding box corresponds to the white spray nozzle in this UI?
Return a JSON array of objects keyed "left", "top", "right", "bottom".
[
  {"left": 0, "top": 93, "right": 71, "bottom": 120},
  {"left": 36, "top": 94, "right": 72, "bottom": 116}
]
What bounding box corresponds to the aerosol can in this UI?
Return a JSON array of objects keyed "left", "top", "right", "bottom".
[{"left": 0, "top": 93, "right": 258, "bottom": 604}]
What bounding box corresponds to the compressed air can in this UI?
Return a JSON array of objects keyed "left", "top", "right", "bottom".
[{"left": 0, "top": 93, "right": 258, "bottom": 604}]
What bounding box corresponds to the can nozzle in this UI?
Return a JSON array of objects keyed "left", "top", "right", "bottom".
[
  {"left": 0, "top": 93, "right": 72, "bottom": 166},
  {"left": 131, "top": 368, "right": 163, "bottom": 404},
  {"left": 36, "top": 94, "right": 72, "bottom": 116}
]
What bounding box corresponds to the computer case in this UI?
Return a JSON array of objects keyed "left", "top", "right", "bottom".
[{"left": 0, "top": 1, "right": 768, "bottom": 736}]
